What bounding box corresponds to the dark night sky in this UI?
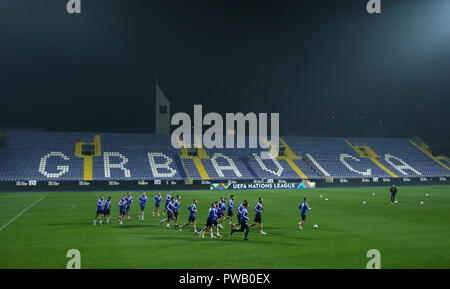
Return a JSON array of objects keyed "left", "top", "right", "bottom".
[{"left": 1, "top": 0, "right": 449, "bottom": 153}]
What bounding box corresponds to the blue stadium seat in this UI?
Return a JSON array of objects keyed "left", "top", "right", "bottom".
[
  {"left": 348, "top": 137, "right": 450, "bottom": 178},
  {"left": 0, "top": 131, "right": 448, "bottom": 181}
]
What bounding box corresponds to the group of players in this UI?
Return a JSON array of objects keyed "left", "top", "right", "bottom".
[
  {"left": 94, "top": 191, "right": 312, "bottom": 240},
  {"left": 158, "top": 193, "right": 268, "bottom": 240}
]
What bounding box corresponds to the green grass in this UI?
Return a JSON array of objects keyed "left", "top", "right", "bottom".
[{"left": 0, "top": 185, "right": 449, "bottom": 269}]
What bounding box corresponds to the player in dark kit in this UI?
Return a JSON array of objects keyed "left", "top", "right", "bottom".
[
  {"left": 231, "top": 200, "right": 250, "bottom": 240},
  {"left": 214, "top": 201, "right": 222, "bottom": 236},
  {"left": 226, "top": 195, "right": 235, "bottom": 227},
  {"left": 249, "top": 197, "right": 267, "bottom": 235},
  {"left": 173, "top": 195, "right": 181, "bottom": 226},
  {"left": 125, "top": 192, "right": 133, "bottom": 221},
  {"left": 163, "top": 191, "right": 171, "bottom": 217},
  {"left": 390, "top": 184, "right": 398, "bottom": 203},
  {"left": 217, "top": 197, "right": 226, "bottom": 229},
  {"left": 153, "top": 192, "right": 162, "bottom": 217},
  {"left": 298, "top": 197, "right": 311, "bottom": 230},
  {"left": 197, "top": 203, "right": 219, "bottom": 239},
  {"left": 118, "top": 196, "right": 128, "bottom": 225},
  {"left": 138, "top": 192, "right": 148, "bottom": 221},
  {"left": 103, "top": 197, "right": 112, "bottom": 224},
  {"left": 179, "top": 199, "right": 197, "bottom": 233},
  {"left": 94, "top": 195, "right": 105, "bottom": 226},
  {"left": 160, "top": 197, "right": 175, "bottom": 228},
  {"left": 234, "top": 201, "right": 245, "bottom": 229}
]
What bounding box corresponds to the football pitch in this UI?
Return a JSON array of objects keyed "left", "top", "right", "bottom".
[{"left": 0, "top": 185, "right": 449, "bottom": 269}]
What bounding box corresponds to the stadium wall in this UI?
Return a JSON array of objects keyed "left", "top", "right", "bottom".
[{"left": 0, "top": 176, "right": 448, "bottom": 192}]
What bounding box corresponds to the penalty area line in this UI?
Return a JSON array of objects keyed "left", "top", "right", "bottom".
[{"left": 0, "top": 194, "right": 47, "bottom": 233}]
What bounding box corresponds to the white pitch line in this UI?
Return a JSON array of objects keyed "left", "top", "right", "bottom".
[{"left": 0, "top": 194, "right": 47, "bottom": 232}]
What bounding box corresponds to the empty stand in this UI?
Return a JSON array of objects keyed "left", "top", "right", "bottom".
[
  {"left": 0, "top": 131, "right": 448, "bottom": 181},
  {"left": 348, "top": 137, "right": 450, "bottom": 178}
]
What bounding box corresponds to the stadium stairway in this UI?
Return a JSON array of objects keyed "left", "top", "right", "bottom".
[
  {"left": 348, "top": 137, "right": 450, "bottom": 177},
  {"left": 409, "top": 140, "right": 450, "bottom": 171},
  {"left": 178, "top": 137, "right": 210, "bottom": 180},
  {"left": 439, "top": 157, "right": 450, "bottom": 168},
  {"left": 344, "top": 139, "right": 398, "bottom": 178},
  {"left": 279, "top": 138, "right": 309, "bottom": 179},
  {"left": 193, "top": 158, "right": 210, "bottom": 180},
  {"left": 285, "top": 136, "right": 390, "bottom": 179},
  {"left": 75, "top": 135, "right": 102, "bottom": 180},
  {"left": 261, "top": 137, "right": 309, "bottom": 179}
]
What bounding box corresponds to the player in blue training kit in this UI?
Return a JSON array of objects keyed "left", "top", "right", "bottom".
[
  {"left": 138, "top": 192, "right": 148, "bottom": 221},
  {"left": 214, "top": 201, "right": 222, "bottom": 235},
  {"left": 153, "top": 192, "right": 162, "bottom": 217},
  {"left": 249, "top": 197, "right": 267, "bottom": 235},
  {"left": 217, "top": 197, "right": 226, "bottom": 229},
  {"left": 197, "top": 203, "right": 220, "bottom": 239},
  {"left": 179, "top": 199, "right": 197, "bottom": 233},
  {"left": 163, "top": 191, "right": 171, "bottom": 217},
  {"left": 94, "top": 195, "right": 105, "bottom": 225},
  {"left": 173, "top": 195, "right": 181, "bottom": 226},
  {"left": 118, "top": 196, "right": 128, "bottom": 225},
  {"left": 226, "top": 195, "right": 235, "bottom": 227},
  {"left": 125, "top": 192, "right": 133, "bottom": 221},
  {"left": 103, "top": 197, "right": 112, "bottom": 224},
  {"left": 160, "top": 197, "right": 175, "bottom": 228},
  {"left": 298, "top": 197, "right": 312, "bottom": 230},
  {"left": 231, "top": 200, "right": 250, "bottom": 240},
  {"left": 235, "top": 202, "right": 244, "bottom": 229}
]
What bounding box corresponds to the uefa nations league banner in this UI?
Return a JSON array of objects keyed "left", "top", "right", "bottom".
[{"left": 210, "top": 181, "right": 316, "bottom": 190}]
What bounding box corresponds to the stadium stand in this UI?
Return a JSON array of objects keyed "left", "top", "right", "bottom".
[
  {"left": 0, "top": 131, "right": 86, "bottom": 181},
  {"left": 348, "top": 137, "right": 450, "bottom": 178},
  {"left": 440, "top": 158, "right": 450, "bottom": 168},
  {"left": 92, "top": 133, "right": 185, "bottom": 180},
  {"left": 283, "top": 136, "right": 391, "bottom": 179},
  {"left": 0, "top": 131, "right": 448, "bottom": 181},
  {"left": 0, "top": 131, "right": 185, "bottom": 181},
  {"left": 181, "top": 158, "right": 202, "bottom": 180}
]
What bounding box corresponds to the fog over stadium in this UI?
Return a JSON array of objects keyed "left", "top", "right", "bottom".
[{"left": 1, "top": 0, "right": 449, "bottom": 156}]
